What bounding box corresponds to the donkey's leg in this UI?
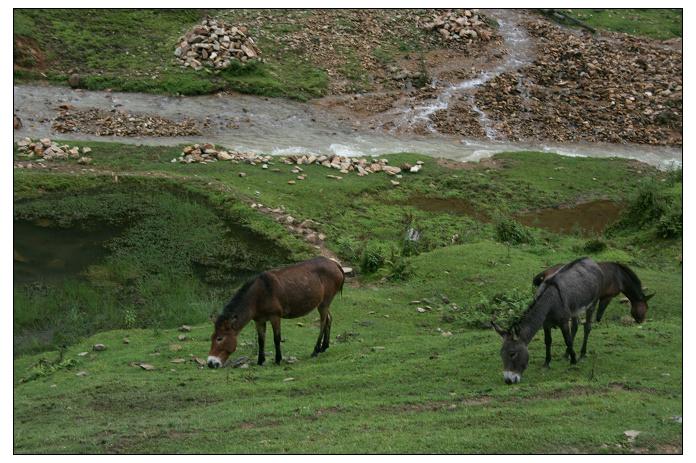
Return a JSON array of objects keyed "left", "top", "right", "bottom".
[
  {"left": 270, "top": 316, "right": 282, "bottom": 365},
  {"left": 543, "top": 324, "right": 552, "bottom": 368},
  {"left": 566, "top": 317, "right": 579, "bottom": 358},
  {"left": 312, "top": 304, "right": 330, "bottom": 357},
  {"left": 580, "top": 307, "right": 594, "bottom": 359},
  {"left": 559, "top": 320, "right": 577, "bottom": 364},
  {"left": 320, "top": 312, "right": 332, "bottom": 352},
  {"left": 595, "top": 297, "right": 612, "bottom": 322},
  {"left": 255, "top": 320, "right": 267, "bottom": 366}
]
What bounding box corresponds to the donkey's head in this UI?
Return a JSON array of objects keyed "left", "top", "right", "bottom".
[
  {"left": 207, "top": 314, "right": 239, "bottom": 368},
  {"left": 631, "top": 292, "right": 655, "bottom": 324},
  {"left": 492, "top": 322, "right": 529, "bottom": 384}
]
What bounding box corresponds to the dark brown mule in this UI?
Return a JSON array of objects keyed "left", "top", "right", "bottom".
[
  {"left": 207, "top": 256, "right": 345, "bottom": 368},
  {"left": 532, "top": 261, "right": 654, "bottom": 358}
]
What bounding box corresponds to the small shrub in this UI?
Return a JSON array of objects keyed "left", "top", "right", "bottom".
[
  {"left": 386, "top": 252, "right": 412, "bottom": 281},
  {"left": 657, "top": 204, "right": 682, "bottom": 239},
  {"left": 582, "top": 238, "right": 608, "bottom": 254},
  {"left": 495, "top": 217, "right": 534, "bottom": 245},
  {"left": 336, "top": 236, "right": 362, "bottom": 262},
  {"left": 360, "top": 241, "right": 391, "bottom": 273}
]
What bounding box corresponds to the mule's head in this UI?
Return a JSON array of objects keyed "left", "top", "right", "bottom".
[
  {"left": 631, "top": 292, "right": 654, "bottom": 324},
  {"left": 207, "top": 314, "right": 239, "bottom": 368},
  {"left": 492, "top": 322, "right": 529, "bottom": 384}
]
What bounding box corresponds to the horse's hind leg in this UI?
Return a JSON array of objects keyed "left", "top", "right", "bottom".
[
  {"left": 270, "top": 316, "right": 282, "bottom": 365},
  {"left": 580, "top": 307, "right": 594, "bottom": 359},
  {"left": 255, "top": 320, "right": 267, "bottom": 366},
  {"left": 320, "top": 312, "right": 332, "bottom": 352},
  {"left": 565, "top": 317, "right": 579, "bottom": 358},
  {"left": 312, "top": 303, "right": 331, "bottom": 357},
  {"left": 560, "top": 320, "right": 577, "bottom": 364}
]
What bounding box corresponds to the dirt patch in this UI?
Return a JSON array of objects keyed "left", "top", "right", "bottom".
[
  {"left": 396, "top": 196, "right": 489, "bottom": 222},
  {"left": 436, "top": 157, "right": 503, "bottom": 171},
  {"left": 14, "top": 35, "right": 46, "bottom": 69},
  {"left": 515, "top": 199, "right": 624, "bottom": 236},
  {"left": 384, "top": 395, "right": 492, "bottom": 414}
]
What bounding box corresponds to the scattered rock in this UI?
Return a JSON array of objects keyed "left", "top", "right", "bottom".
[
  {"left": 177, "top": 334, "right": 188, "bottom": 341},
  {"left": 13, "top": 114, "right": 22, "bottom": 130},
  {"left": 15, "top": 137, "right": 93, "bottom": 163},
  {"left": 178, "top": 325, "right": 192, "bottom": 332},
  {"left": 170, "top": 358, "right": 186, "bottom": 363},
  {"left": 624, "top": 430, "right": 641, "bottom": 442},
  {"left": 68, "top": 73, "right": 81, "bottom": 88},
  {"left": 134, "top": 362, "right": 156, "bottom": 371},
  {"left": 75, "top": 371, "right": 88, "bottom": 377},
  {"left": 92, "top": 344, "right": 106, "bottom": 351},
  {"left": 283, "top": 377, "right": 295, "bottom": 382}
]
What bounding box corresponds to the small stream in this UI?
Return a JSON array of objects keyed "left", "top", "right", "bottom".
[{"left": 12, "top": 11, "right": 682, "bottom": 169}]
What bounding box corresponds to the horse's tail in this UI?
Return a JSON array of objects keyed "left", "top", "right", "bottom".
[{"left": 329, "top": 258, "right": 345, "bottom": 297}]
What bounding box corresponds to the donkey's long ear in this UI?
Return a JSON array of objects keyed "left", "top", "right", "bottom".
[
  {"left": 644, "top": 292, "right": 656, "bottom": 301},
  {"left": 491, "top": 321, "right": 508, "bottom": 338}
]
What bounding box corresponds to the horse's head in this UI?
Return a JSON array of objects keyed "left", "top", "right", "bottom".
[
  {"left": 207, "top": 314, "right": 239, "bottom": 368},
  {"left": 492, "top": 322, "right": 529, "bottom": 384},
  {"left": 631, "top": 292, "right": 654, "bottom": 324}
]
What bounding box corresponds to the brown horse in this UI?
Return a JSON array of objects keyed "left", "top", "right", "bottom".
[
  {"left": 532, "top": 261, "right": 654, "bottom": 358},
  {"left": 207, "top": 256, "right": 345, "bottom": 368}
]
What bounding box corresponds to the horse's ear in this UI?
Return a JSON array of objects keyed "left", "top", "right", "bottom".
[
  {"left": 491, "top": 321, "right": 508, "bottom": 338},
  {"left": 644, "top": 292, "right": 656, "bottom": 301}
]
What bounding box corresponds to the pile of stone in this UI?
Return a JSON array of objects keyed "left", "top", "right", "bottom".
[
  {"left": 16, "top": 137, "right": 92, "bottom": 164},
  {"left": 282, "top": 154, "right": 425, "bottom": 176},
  {"left": 53, "top": 107, "right": 201, "bottom": 137},
  {"left": 173, "top": 144, "right": 272, "bottom": 164},
  {"left": 175, "top": 17, "right": 261, "bottom": 70},
  {"left": 175, "top": 145, "right": 425, "bottom": 177},
  {"left": 423, "top": 10, "right": 494, "bottom": 42}
]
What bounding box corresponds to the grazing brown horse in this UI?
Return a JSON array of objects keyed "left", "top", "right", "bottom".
[
  {"left": 532, "top": 261, "right": 654, "bottom": 358},
  {"left": 207, "top": 256, "right": 345, "bottom": 368}
]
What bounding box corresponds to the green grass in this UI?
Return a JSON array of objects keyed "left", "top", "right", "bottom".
[
  {"left": 13, "top": 9, "right": 328, "bottom": 99},
  {"left": 13, "top": 142, "right": 682, "bottom": 453},
  {"left": 561, "top": 9, "right": 682, "bottom": 39}
]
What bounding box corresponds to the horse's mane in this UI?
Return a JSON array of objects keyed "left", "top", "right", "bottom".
[
  {"left": 218, "top": 273, "right": 272, "bottom": 323},
  {"left": 610, "top": 262, "right": 644, "bottom": 298}
]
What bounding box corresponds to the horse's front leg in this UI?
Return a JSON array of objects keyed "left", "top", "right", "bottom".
[
  {"left": 559, "top": 320, "right": 577, "bottom": 364},
  {"left": 255, "top": 320, "right": 267, "bottom": 366},
  {"left": 543, "top": 324, "right": 552, "bottom": 368},
  {"left": 595, "top": 297, "right": 612, "bottom": 322},
  {"left": 566, "top": 317, "right": 579, "bottom": 358},
  {"left": 270, "top": 316, "right": 282, "bottom": 365},
  {"left": 580, "top": 307, "right": 594, "bottom": 359}
]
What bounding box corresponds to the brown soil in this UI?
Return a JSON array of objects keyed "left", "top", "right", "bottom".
[{"left": 13, "top": 36, "right": 46, "bottom": 70}]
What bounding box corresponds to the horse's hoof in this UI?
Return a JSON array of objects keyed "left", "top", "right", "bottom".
[
  {"left": 311, "top": 351, "right": 319, "bottom": 358},
  {"left": 543, "top": 363, "right": 551, "bottom": 369}
]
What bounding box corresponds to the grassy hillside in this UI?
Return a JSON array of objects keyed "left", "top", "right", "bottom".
[
  {"left": 13, "top": 144, "right": 682, "bottom": 453},
  {"left": 561, "top": 9, "right": 682, "bottom": 40}
]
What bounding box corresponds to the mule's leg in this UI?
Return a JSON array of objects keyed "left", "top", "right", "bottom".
[
  {"left": 580, "top": 307, "right": 594, "bottom": 359},
  {"left": 559, "top": 320, "right": 577, "bottom": 364},
  {"left": 543, "top": 324, "right": 552, "bottom": 368},
  {"left": 270, "top": 316, "right": 282, "bottom": 365},
  {"left": 595, "top": 297, "right": 612, "bottom": 322},
  {"left": 255, "top": 320, "right": 267, "bottom": 366},
  {"left": 312, "top": 305, "right": 330, "bottom": 357},
  {"left": 320, "top": 312, "right": 332, "bottom": 352}
]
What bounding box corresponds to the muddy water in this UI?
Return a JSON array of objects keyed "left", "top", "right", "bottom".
[
  {"left": 13, "top": 221, "right": 120, "bottom": 283},
  {"left": 515, "top": 200, "right": 624, "bottom": 236},
  {"left": 400, "top": 196, "right": 489, "bottom": 222}
]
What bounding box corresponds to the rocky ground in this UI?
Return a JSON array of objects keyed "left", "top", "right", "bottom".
[
  {"left": 52, "top": 107, "right": 202, "bottom": 137},
  {"left": 469, "top": 20, "right": 683, "bottom": 145}
]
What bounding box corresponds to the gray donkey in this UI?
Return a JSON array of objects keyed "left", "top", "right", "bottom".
[{"left": 492, "top": 257, "right": 603, "bottom": 384}]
